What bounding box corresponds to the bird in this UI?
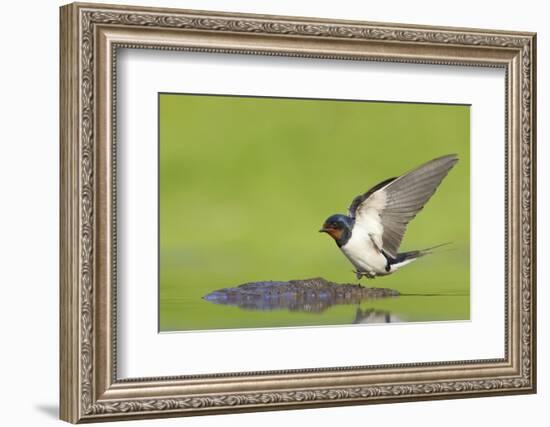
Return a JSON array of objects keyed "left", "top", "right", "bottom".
[{"left": 319, "top": 154, "right": 458, "bottom": 279}]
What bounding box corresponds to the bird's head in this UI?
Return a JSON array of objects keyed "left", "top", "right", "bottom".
[{"left": 319, "top": 214, "right": 353, "bottom": 246}]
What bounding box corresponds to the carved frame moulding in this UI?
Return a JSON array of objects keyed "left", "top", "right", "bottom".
[{"left": 60, "top": 2, "right": 536, "bottom": 423}]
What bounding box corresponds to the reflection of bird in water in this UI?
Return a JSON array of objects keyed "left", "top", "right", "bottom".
[
  {"left": 319, "top": 155, "right": 458, "bottom": 279},
  {"left": 353, "top": 307, "right": 403, "bottom": 324}
]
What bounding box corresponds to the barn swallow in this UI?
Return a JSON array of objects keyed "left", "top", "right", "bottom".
[{"left": 319, "top": 154, "right": 458, "bottom": 279}]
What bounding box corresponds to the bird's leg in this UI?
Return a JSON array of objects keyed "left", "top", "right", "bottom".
[{"left": 354, "top": 270, "right": 376, "bottom": 280}]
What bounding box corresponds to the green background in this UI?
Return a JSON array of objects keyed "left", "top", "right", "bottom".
[{"left": 159, "top": 94, "right": 470, "bottom": 332}]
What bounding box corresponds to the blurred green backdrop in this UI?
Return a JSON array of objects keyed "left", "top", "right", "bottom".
[{"left": 159, "top": 94, "right": 470, "bottom": 332}]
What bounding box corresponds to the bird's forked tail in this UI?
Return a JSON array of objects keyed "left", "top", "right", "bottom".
[{"left": 388, "top": 242, "right": 452, "bottom": 268}]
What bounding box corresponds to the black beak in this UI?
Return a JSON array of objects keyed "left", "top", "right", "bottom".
[{"left": 319, "top": 228, "right": 328, "bottom": 233}]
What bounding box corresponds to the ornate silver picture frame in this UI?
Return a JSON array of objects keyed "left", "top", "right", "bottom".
[{"left": 60, "top": 2, "right": 536, "bottom": 423}]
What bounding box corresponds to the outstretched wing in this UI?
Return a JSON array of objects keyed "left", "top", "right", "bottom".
[{"left": 348, "top": 154, "right": 458, "bottom": 259}]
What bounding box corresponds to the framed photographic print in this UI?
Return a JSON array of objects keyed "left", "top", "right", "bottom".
[{"left": 59, "top": 2, "right": 537, "bottom": 423}]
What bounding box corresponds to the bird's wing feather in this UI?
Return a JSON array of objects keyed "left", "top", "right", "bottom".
[{"left": 348, "top": 154, "right": 459, "bottom": 259}]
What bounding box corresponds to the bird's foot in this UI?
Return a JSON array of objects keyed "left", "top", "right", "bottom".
[{"left": 354, "top": 270, "right": 376, "bottom": 280}]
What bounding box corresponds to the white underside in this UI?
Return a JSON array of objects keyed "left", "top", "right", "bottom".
[
  {"left": 340, "top": 226, "right": 417, "bottom": 276},
  {"left": 340, "top": 195, "right": 391, "bottom": 276},
  {"left": 340, "top": 226, "right": 388, "bottom": 275}
]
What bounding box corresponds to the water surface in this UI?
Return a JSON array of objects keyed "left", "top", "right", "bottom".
[{"left": 161, "top": 290, "right": 469, "bottom": 332}]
